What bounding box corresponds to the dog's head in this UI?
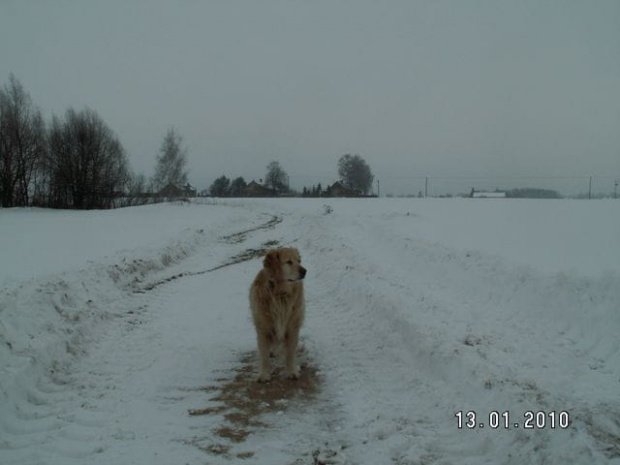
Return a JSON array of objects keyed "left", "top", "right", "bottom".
[{"left": 263, "top": 248, "right": 307, "bottom": 283}]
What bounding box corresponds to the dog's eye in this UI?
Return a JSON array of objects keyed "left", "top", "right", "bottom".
[{"left": 287, "top": 260, "right": 293, "bottom": 265}]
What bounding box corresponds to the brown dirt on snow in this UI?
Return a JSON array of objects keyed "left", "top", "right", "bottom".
[{"left": 188, "top": 348, "right": 321, "bottom": 458}]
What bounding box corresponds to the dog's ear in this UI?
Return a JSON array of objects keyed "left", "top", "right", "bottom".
[{"left": 263, "top": 249, "right": 280, "bottom": 270}]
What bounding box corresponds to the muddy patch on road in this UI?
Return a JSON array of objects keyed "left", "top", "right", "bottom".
[{"left": 187, "top": 349, "right": 321, "bottom": 459}]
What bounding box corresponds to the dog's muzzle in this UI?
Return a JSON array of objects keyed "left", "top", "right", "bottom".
[{"left": 288, "top": 266, "right": 307, "bottom": 282}]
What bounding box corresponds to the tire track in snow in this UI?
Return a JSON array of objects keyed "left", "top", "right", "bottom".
[{"left": 137, "top": 215, "right": 282, "bottom": 292}]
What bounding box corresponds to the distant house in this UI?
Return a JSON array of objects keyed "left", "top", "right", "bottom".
[
  {"left": 244, "top": 180, "right": 274, "bottom": 197},
  {"left": 326, "top": 181, "right": 360, "bottom": 197},
  {"left": 183, "top": 183, "right": 197, "bottom": 198},
  {"left": 471, "top": 189, "right": 506, "bottom": 199},
  {"left": 159, "top": 182, "right": 197, "bottom": 198},
  {"left": 159, "top": 183, "right": 184, "bottom": 198}
]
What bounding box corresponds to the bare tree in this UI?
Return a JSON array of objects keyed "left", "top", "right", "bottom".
[
  {"left": 153, "top": 128, "right": 188, "bottom": 192},
  {"left": 0, "top": 74, "right": 46, "bottom": 207},
  {"left": 122, "top": 172, "right": 150, "bottom": 206},
  {"left": 337, "top": 154, "right": 374, "bottom": 195},
  {"left": 265, "top": 161, "right": 289, "bottom": 194},
  {"left": 47, "top": 107, "right": 130, "bottom": 209}
]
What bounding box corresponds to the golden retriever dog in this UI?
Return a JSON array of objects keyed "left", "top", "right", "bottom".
[{"left": 249, "top": 248, "right": 306, "bottom": 382}]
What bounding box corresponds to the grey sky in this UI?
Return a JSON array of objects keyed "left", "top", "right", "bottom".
[{"left": 1, "top": 1, "right": 619, "bottom": 195}]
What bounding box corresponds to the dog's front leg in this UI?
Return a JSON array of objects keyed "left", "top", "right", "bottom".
[
  {"left": 256, "top": 333, "right": 272, "bottom": 382},
  {"left": 284, "top": 328, "right": 300, "bottom": 380}
]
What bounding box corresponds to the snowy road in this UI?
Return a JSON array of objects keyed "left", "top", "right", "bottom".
[{"left": 1, "top": 199, "right": 619, "bottom": 464}]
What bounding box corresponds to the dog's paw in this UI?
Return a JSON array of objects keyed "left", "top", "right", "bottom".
[
  {"left": 285, "top": 368, "right": 300, "bottom": 380},
  {"left": 256, "top": 372, "right": 271, "bottom": 383}
]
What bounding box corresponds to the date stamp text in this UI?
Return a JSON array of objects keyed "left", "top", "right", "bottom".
[{"left": 455, "top": 410, "right": 571, "bottom": 430}]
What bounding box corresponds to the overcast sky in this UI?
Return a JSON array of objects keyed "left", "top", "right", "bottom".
[{"left": 1, "top": 1, "right": 619, "bottom": 195}]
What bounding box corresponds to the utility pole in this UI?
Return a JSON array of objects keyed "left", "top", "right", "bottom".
[
  {"left": 588, "top": 176, "right": 592, "bottom": 199},
  {"left": 377, "top": 179, "right": 380, "bottom": 197},
  {"left": 425, "top": 176, "right": 428, "bottom": 198}
]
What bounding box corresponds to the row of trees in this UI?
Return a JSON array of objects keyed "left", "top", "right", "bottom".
[
  {"left": 208, "top": 161, "right": 289, "bottom": 197},
  {"left": 46, "top": 108, "right": 130, "bottom": 209},
  {"left": 208, "top": 156, "right": 375, "bottom": 197},
  {"left": 0, "top": 75, "right": 135, "bottom": 209},
  {"left": 209, "top": 175, "right": 248, "bottom": 197},
  {"left": 505, "top": 188, "right": 561, "bottom": 199},
  {"left": 2, "top": 73, "right": 374, "bottom": 207},
  {"left": 0, "top": 74, "right": 190, "bottom": 209}
]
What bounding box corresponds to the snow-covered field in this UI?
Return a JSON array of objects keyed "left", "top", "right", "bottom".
[{"left": 1, "top": 198, "right": 619, "bottom": 464}]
